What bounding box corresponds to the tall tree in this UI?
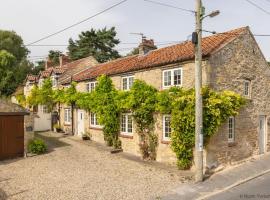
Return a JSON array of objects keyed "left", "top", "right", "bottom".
[
  {"left": 32, "top": 61, "right": 45, "bottom": 75},
  {"left": 0, "top": 30, "right": 32, "bottom": 96},
  {"left": 68, "top": 27, "right": 121, "bottom": 63}
]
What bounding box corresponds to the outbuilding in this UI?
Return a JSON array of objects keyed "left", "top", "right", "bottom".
[{"left": 0, "top": 99, "right": 30, "bottom": 160}]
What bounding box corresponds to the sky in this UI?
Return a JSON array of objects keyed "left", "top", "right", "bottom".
[{"left": 1, "top": 0, "right": 270, "bottom": 63}]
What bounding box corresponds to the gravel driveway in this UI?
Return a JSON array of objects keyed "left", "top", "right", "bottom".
[{"left": 0, "top": 132, "right": 192, "bottom": 200}]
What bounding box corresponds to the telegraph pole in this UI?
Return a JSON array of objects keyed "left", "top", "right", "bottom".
[{"left": 194, "top": 0, "right": 204, "bottom": 182}]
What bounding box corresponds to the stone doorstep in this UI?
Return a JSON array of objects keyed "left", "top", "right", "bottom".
[{"left": 162, "top": 152, "right": 270, "bottom": 200}]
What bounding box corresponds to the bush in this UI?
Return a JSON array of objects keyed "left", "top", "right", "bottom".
[{"left": 27, "top": 139, "right": 47, "bottom": 154}]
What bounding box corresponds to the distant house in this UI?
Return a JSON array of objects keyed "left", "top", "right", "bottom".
[
  {"left": 57, "top": 26, "right": 270, "bottom": 168},
  {"left": 23, "top": 55, "right": 98, "bottom": 132}
]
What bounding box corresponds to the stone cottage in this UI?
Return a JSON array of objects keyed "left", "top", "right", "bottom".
[{"left": 56, "top": 26, "right": 270, "bottom": 168}]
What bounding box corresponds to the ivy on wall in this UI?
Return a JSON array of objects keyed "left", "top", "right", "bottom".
[{"left": 27, "top": 76, "right": 245, "bottom": 168}]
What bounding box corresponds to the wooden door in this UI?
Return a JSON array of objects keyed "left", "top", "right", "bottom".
[{"left": 0, "top": 115, "right": 24, "bottom": 160}]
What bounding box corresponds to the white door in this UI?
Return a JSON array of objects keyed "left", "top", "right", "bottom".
[
  {"left": 259, "top": 115, "right": 267, "bottom": 154},
  {"left": 77, "top": 110, "right": 85, "bottom": 136},
  {"left": 34, "top": 105, "right": 51, "bottom": 131}
]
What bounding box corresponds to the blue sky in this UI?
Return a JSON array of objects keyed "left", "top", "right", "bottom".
[{"left": 1, "top": 0, "right": 270, "bottom": 62}]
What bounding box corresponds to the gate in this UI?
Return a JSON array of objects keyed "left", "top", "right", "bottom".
[{"left": 0, "top": 115, "right": 24, "bottom": 160}]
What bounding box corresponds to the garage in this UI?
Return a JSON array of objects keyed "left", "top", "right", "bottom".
[{"left": 0, "top": 100, "right": 29, "bottom": 160}]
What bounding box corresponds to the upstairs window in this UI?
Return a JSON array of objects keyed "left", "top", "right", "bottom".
[
  {"left": 51, "top": 75, "right": 58, "bottom": 87},
  {"left": 228, "top": 117, "right": 235, "bottom": 143},
  {"left": 38, "top": 78, "right": 44, "bottom": 87},
  {"left": 42, "top": 105, "right": 49, "bottom": 114},
  {"left": 121, "top": 113, "right": 133, "bottom": 135},
  {"left": 163, "top": 68, "right": 182, "bottom": 88},
  {"left": 122, "top": 76, "right": 134, "bottom": 91},
  {"left": 86, "top": 82, "right": 97, "bottom": 92},
  {"left": 163, "top": 115, "right": 172, "bottom": 141},
  {"left": 244, "top": 80, "right": 251, "bottom": 98}
]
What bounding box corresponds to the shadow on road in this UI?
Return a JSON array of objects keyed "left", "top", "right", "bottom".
[{"left": 34, "top": 132, "right": 71, "bottom": 153}]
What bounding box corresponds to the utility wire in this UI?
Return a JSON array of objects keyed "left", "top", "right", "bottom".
[
  {"left": 244, "top": 0, "right": 270, "bottom": 15},
  {"left": 26, "top": 0, "right": 128, "bottom": 46},
  {"left": 143, "top": 0, "right": 195, "bottom": 13}
]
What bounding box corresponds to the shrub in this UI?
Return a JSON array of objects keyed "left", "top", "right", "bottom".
[{"left": 27, "top": 139, "right": 47, "bottom": 154}]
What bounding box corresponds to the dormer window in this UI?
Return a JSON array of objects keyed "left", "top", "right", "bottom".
[
  {"left": 122, "top": 76, "right": 134, "bottom": 91},
  {"left": 51, "top": 75, "right": 59, "bottom": 87},
  {"left": 163, "top": 68, "right": 182, "bottom": 88},
  {"left": 38, "top": 78, "right": 44, "bottom": 87}
]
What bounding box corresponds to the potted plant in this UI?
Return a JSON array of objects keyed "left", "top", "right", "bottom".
[
  {"left": 82, "top": 132, "right": 91, "bottom": 140},
  {"left": 53, "top": 124, "right": 62, "bottom": 133}
]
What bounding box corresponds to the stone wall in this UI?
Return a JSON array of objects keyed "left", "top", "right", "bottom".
[{"left": 206, "top": 29, "right": 270, "bottom": 168}]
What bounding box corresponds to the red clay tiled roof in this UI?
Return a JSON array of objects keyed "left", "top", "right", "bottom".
[
  {"left": 58, "top": 56, "right": 98, "bottom": 85},
  {"left": 26, "top": 74, "right": 38, "bottom": 82},
  {"left": 73, "top": 27, "right": 248, "bottom": 82}
]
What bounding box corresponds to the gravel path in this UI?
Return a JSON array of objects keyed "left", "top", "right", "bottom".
[{"left": 0, "top": 132, "right": 192, "bottom": 200}]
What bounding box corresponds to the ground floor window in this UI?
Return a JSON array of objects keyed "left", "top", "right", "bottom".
[
  {"left": 163, "top": 115, "right": 171, "bottom": 141},
  {"left": 121, "top": 113, "right": 133, "bottom": 135},
  {"left": 42, "top": 105, "right": 49, "bottom": 114},
  {"left": 228, "top": 116, "right": 235, "bottom": 143},
  {"left": 90, "top": 113, "right": 100, "bottom": 127},
  {"left": 64, "top": 108, "right": 71, "bottom": 124}
]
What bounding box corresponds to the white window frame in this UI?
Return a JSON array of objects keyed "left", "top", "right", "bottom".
[
  {"left": 163, "top": 115, "right": 172, "bottom": 141},
  {"left": 244, "top": 80, "right": 251, "bottom": 98},
  {"left": 162, "top": 67, "right": 182, "bottom": 89},
  {"left": 38, "top": 78, "right": 44, "bottom": 88},
  {"left": 121, "top": 113, "right": 133, "bottom": 135},
  {"left": 228, "top": 116, "right": 235, "bottom": 143},
  {"left": 42, "top": 105, "right": 49, "bottom": 114},
  {"left": 86, "top": 81, "right": 97, "bottom": 92},
  {"left": 89, "top": 112, "right": 102, "bottom": 128},
  {"left": 122, "top": 76, "right": 134, "bottom": 91},
  {"left": 51, "top": 75, "right": 59, "bottom": 87},
  {"left": 64, "top": 108, "right": 71, "bottom": 125}
]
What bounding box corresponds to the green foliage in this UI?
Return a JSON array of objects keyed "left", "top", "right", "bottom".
[
  {"left": 27, "top": 139, "right": 47, "bottom": 154},
  {"left": 157, "top": 87, "right": 245, "bottom": 169},
  {"left": 32, "top": 61, "right": 45, "bottom": 75},
  {"left": 63, "top": 82, "right": 78, "bottom": 106},
  {"left": 39, "top": 79, "right": 54, "bottom": 111},
  {"left": 48, "top": 50, "right": 63, "bottom": 66},
  {"left": 126, "top": 47, "right": 139, "bottom": 56},
  {"left": 125, "top": 80, "right": 158, "bottom": 159},
  {"left": 68, "top": 27, "right": 121, "bottom": 63},
  {"left": 26, "top": 85, "right": 40, "bottom": 106},
  {"left": 16, "top": 93, "right": 26, "bottom": 107},
  {"left": 0, "top": 30, "right": 34, "bottom": 96}
]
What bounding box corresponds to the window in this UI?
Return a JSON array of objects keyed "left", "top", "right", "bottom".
[
  {"left": 64, "top": 108, "right": 71, "bottom": 124},
  {"left": 121, "top": 113, "right": 133, "bottom": 135},
  {"left": 122, "top": 76, "right": 134, "bottom": 91},
  {"left": 38, "top": 78, "right": 43, "bottom": 87},
  {"left": 163, "top": 115, "right": 171, "bottom": 141},
  {"left": 42, "top": 105, "right": 49, "bottom": 114},
  {"left": 86, "top": 81, "right": 97, "bottom": 92},
  {"left": 244, "top": 80, "right": 251, "bottom": 97},
  {"left": 228, "top": 117, "right": 235, "bottom": 143},
  {"left": 90, "top": 113, "right": 100, "bottom": 127},
  {"left": 163, "top": 68, "right": 182, "bottom": 88},
  {"left": 51, "top": 75, "right": 58, "bottom": 87}
]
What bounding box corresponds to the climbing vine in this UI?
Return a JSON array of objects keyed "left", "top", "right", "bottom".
[
  {"left": 27, "top": 76, "right": 245, "bottom": 168},
  {"left": 156, "top": 87, "right": 245, "bottom": 169}
]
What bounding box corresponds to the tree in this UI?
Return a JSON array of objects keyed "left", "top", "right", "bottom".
[
  {"left": 48, "top": 50, "right": 63, "bottom": 66},
  {"left": 126, "top": 47, "right": 139, "bottom": 56},
  {"left": 68, "top": 27, "right": 121, "bottom": 63},
  {"left": 0, "top": 30, "right": 31, "bottom": 96},
  {"left": 31, "top": 61, "right": 45, "bottom": 75},
  {"left": 0, "top": 50, "right": 17, "bottom": 96},
  {"left": 0, "top": 30, "right": 29, "bottom": 63}
]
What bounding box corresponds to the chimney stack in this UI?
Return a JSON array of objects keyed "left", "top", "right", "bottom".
[
  {"left": 45, "top": 58, "right": 53, "bottom": 70},
  {"left": 138, "top": 38, "right": 157, "bottom": 55},
  {"left": 59, "top": 55, "right": 70, "bottom": 68}
]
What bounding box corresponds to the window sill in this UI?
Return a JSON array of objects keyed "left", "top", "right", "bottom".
[
  {"left": 89, "top": 126, "right": 103, "bottom": 131},
  {"left": 64, "top": 123, "right": 71, "bottom": 126},
  {"left": 161, "top": 140, "right": 171, "bottom": 144},
  {"left": 228, "top": 141, "right": 236, "bottom": 147},
  {"left": 119, "top": 134, "right": 133, "bottom": 139}
]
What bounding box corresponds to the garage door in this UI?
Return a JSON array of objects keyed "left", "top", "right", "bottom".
[{"left": 0, "top": 115, "right": 24, "bottom": 160}]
